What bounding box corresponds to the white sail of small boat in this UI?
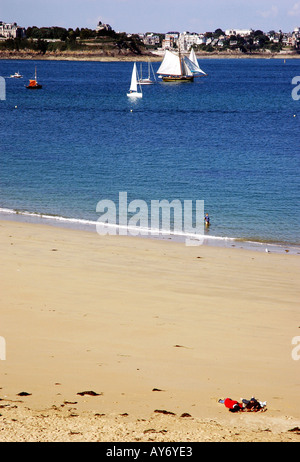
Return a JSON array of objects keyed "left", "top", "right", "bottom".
[
  {"left": 188, "top": 48, "right": 207, "bottom": 76},
  {"left": 138, "top": 60, "right": 156, "bottom": 85},
  {"left": 157, "top": 48, "right": 206, "bottom": 82},
  {"left": 127, "top": 63, "right": 143, "bottom": 98}
]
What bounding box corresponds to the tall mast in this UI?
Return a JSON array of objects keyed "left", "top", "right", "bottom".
[{"left": 178, "top": 44, "right": 183, "bottom": 77}]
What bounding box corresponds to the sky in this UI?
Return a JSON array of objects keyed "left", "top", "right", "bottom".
[{"left": 1, "top": 0, "right": 300, "bottom": 33}]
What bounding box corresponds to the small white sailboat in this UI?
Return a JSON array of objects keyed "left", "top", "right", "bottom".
[
  {"left": 127, "top": 62, "right": 143, "bottom": 98},
  {"left": 138, "top": 60, "right": 156, "bottom": 85}
]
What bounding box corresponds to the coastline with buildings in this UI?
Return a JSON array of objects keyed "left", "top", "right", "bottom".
[{"left": 0, "top": 20, "right": 299, "bottom": 60}]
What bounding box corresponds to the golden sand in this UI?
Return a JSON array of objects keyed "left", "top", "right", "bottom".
[{"left": 0, "top": 220, "right": 299, "bottom": 441}]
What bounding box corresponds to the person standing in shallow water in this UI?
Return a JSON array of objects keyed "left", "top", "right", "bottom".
[{"left": 204, "top": 213, "right": 210, "bottom": 227}]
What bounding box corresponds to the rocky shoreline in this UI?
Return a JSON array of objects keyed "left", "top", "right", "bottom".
[{"left": 0, "top": 49, "right": 299, "bottom": 61}]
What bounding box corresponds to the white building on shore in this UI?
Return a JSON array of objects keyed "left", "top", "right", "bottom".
[
  {"left": 225, "top": 28, "right": 253, "bottom": 37},
  {"left": 143, "top": 32, "right": 160, "bottom": 46},
  {"left": 178, "top": 31, "right": 205, "bottom": 51},
  {"left": 96, "top": 20, "right": 112, "bottom": 33},
  {"left": 0, "top": 21, "right": 25, "bottom": 39},
  {"left": 162, "top": 31, "right": 180, "bottom": 49},
  {"left": 292, "top": 27, "right": 300, "bottom": 48}
]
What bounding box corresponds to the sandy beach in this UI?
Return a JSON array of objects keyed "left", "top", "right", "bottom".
[{"left": 0, "top": 219, "right": 299, "bottom": 442}]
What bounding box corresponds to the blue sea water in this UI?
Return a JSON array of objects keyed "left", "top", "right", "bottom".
[{"left": 0, "top": 58, "right": 299, "bottom": 251}]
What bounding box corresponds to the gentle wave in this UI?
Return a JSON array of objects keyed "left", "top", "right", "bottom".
[
  {"left": 0, "top": 206, "right": 233, "bottom": 241},
  {"left": 0, "top": 207, "right": 299, "bottom": 254}
]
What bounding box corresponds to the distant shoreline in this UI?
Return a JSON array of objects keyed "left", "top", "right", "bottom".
[{"left": 1, "top": 50, "right": 299, "bottom": 61}]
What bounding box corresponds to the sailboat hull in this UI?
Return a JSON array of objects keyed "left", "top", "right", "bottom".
[
  {"left": 138, "top": 79, "right": 153, "bottom": 85},
  {"left": 162, "top": 75, "right": 194, "bottom": 82},
  {"left": 127, "top": 92, "right": 143, "bottom": 98},
  {"left": 26, "top": 84, "right": 42, "bottom": 89}
]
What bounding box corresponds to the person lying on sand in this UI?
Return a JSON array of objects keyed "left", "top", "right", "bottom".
[
  {"left": 241, "top": 397, "right": 267, "bottom": 412},
  {"left": 218, "top": 398, "right": 244, "bottom": 412},
  {"left": 218, "top": 397, "right": 267, "bottom": 413}
]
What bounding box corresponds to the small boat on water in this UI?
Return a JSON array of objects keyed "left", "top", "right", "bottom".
[
  {"left": 127, "top": 62, "right": 142, "bottom": 98},
  {"left": 26, "top": 67, "right": 42, "bottom": 89},
  {"left": 10, "top": 71, "right": 23, "bottom": 78},
  {"left": 138, "top": 60, "right": 156, "bottom": 85}
]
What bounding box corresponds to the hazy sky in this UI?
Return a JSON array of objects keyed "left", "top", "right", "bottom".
[{"left": 1, "top": 0, "right": 300, "bottom": 33}]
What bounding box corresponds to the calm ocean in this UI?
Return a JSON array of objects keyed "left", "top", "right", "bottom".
[{"left": 0, "top": 58, "right": 299, "bottom": 252}]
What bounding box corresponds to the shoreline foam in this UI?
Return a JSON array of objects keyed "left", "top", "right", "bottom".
[{"left": 0, "top": 207, "right": 299, "bottom": 255}]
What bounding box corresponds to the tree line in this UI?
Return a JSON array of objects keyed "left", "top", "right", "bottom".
[
  {"left": 26, "top": 26, "right": 101, "bottom": 41},
  {"left": 0, "top": 26, "right": 145, "bottom": 54}
]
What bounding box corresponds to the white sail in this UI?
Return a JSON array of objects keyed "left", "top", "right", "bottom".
[
  {"left": 189, "top": 48, "right": 198, "bottom": 66},
  {"left": 157, "top": 50, "right": 182, "bottom": 76},
  {"left": 127, "top": 62, "right": 142, "bottom": 97},
  {"left": 188, "top": 49, "right": 207, "bottom": 75},
  {"left": 129, "top": 62, "right": 138, "bottom": 92},
  {"left": 182, "top": 57, "right": 194, "bottom": 76}
]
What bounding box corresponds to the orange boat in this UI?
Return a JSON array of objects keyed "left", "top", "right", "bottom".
[{"left": 26, "top": 67, "right": 42, "bottom": 89}]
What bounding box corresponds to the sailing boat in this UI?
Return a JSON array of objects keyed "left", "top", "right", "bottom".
[
  {"left": 157, "top": 48, "right": 206, "bottom": 82},
  {"left": 189, "top": 48, "right": 207, "bottom": 76},
  {"left": 138, "top": 60, "right": 156, "bottom": 85},
  {"left": 26, "top": 67, "right": 42, "bottom": 89},
  {"left": 157, "top": 49, "right": 193, "bottom": 82},
  {"left": 127, "top": 62, "right": 143, "bottom": 98}
]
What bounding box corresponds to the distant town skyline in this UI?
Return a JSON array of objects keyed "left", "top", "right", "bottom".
[{"left": 1, "top": 0, "right": 300, "bottom": 33}]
